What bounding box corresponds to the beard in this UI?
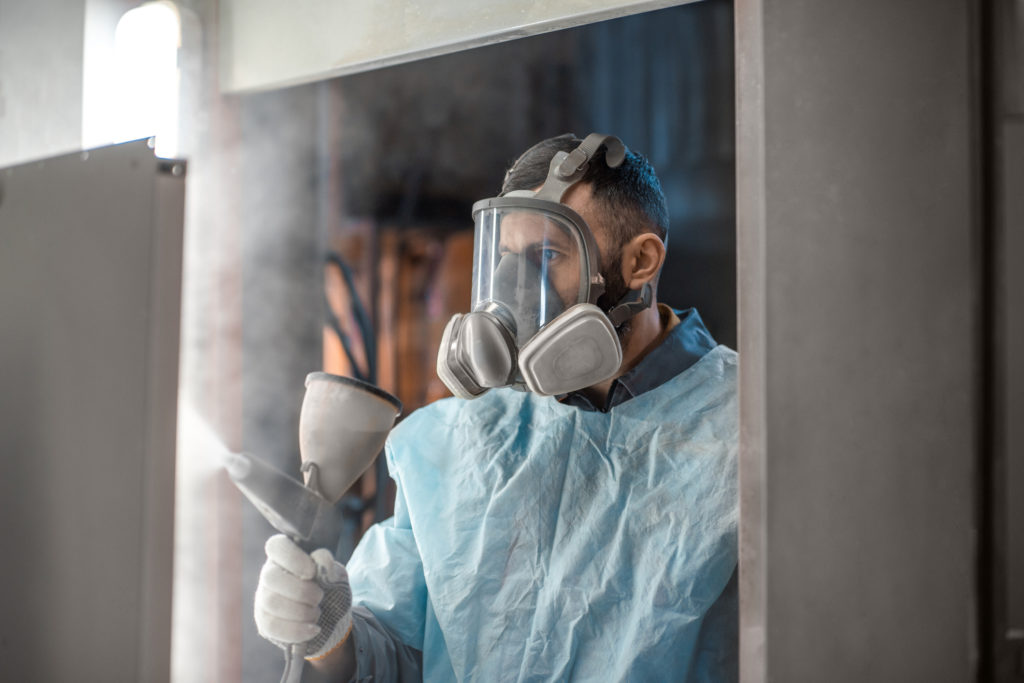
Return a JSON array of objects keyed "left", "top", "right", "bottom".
[{"left": 596, "top": 255, "right": 633, "bottom": 340}]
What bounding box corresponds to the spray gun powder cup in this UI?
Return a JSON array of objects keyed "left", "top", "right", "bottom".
[{"left": 298, "top": 373, "right": 402, "bottom": 503}]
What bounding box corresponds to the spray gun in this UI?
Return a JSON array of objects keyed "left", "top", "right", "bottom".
[{"left": 222, "top": 372, "right": 402, "bottom": 683}]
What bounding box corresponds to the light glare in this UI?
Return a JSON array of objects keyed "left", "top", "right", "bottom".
[{"left": 84, "top": 2, "right": 181, "bottom": 158}]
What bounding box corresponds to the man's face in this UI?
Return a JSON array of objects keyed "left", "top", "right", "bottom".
[
  {"left": 497, "top": 212, "right": 583, "bottom": 310},
  {"left": 496, "top": 183, "right": 614, "bottom": 310}
]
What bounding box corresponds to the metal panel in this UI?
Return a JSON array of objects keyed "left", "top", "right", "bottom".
[
  {"left": 734, "top": 0, "right": 767, "bottom": 678},
  {"left": 1000, "top": 119, "right": 1024, "bottom": 678},
  {"left": 995, "top": 4, "right": 1024, "bottom": 677},
  {"left": 218, "top": 0, "right": 698, "bottom": 92},
  {"left": 736, "top": 1, "right": 978, "bottom": 680},
  {"left": 0, "top": 140, "right": 184, "bottom": 682}
]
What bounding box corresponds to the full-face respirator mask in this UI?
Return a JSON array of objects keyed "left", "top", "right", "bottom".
[{"left": 437, "top": 133, "right": 654, "bottom": 399}]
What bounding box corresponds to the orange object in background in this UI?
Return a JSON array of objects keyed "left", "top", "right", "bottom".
[{"left": 322, "top": 224, "right": 473, "bottom": 532}]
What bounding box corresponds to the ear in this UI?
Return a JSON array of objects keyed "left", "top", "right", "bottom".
[{"left": 621, "top": 232, "right": 666, "bottom": 289}]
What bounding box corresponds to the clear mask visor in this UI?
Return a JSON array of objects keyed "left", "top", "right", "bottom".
[{"left": 472, "top": 206, "right": 589, "bottom": 346}]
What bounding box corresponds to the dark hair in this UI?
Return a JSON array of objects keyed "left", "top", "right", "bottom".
[{"left": 500, "top": 134, "right": 669, "bottom": 252}]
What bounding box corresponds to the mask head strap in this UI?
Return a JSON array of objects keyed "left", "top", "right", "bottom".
[
  {"left": 605, "top": 282, "right": 654, "bottom": 328},
  {"left": 533, "top": 134, "right": 627, "bottom": 203}
]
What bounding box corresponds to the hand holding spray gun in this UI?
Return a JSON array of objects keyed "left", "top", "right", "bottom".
[{"left": 222, "top": 373, "right": 402, "bottom": 683}]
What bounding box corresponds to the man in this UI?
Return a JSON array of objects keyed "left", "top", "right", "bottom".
[{"left": 254, "top": 134, "right": 738, "bottom": 681}]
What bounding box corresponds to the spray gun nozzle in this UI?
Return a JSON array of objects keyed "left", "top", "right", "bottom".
[{"left": 221, "top": 452, "right": 342, "bottom": 552}]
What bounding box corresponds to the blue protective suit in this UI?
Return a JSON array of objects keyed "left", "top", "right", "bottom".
[{"left": 345, "top": 332, "right": 738, "bottom": 681}]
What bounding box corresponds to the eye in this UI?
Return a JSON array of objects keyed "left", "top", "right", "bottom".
[{"left": 538, "top": 247, "right": 561, "bottom": 263}]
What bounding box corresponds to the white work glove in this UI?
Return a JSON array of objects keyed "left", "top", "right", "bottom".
[{"left": 254, "top": 534, "right": 353, "bottom": 660}]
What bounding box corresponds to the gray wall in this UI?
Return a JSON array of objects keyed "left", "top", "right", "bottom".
[
  {"left": 0, "top": 0, "right": 85, "bottom": 166},
  {"left": 737, "top": 0, "right": 980, "bottom": 681}
]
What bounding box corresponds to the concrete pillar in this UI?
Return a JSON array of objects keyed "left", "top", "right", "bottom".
[{"left": 736, "top": 1, "right": 980, "bottom": 680}]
